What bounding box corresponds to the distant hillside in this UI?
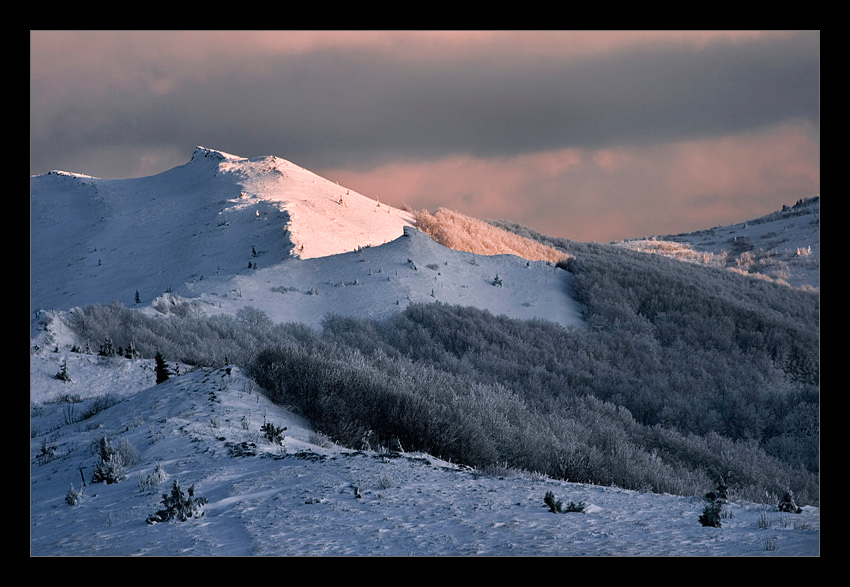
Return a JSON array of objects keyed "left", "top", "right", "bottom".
[{"left": 613, "top": 196, "right": 820, "bottom": 290}]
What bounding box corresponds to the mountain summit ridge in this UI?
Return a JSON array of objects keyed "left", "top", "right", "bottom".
[{"left": 30, "top": 147, "right": 580, "bottom": 333}]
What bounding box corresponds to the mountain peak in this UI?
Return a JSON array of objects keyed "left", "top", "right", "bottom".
[{"left": 190, "top": 146, "right": 243, "bottom": 163}]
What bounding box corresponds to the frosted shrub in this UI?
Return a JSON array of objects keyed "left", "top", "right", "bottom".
[
  {"left": 65, "top": 483, "right": 84, "bottom": 506},
  {"left": 699, "top": 478, "right": 728, "bottom": 527},
  {"left": 80, "top": 393, "right": 120, "bottom": 420},
  {"left": 309, "top": 431, "right": 334, "bottom": 448},
  {"left": 261, "top": 419, "right": 287, "bottom": 445},
  {"left": 778, "top": 490, "right": 803, "bottom": 514},
  {"left": 92, "top": 452, "right": 125, "bottom": 484},
  {"left": 544, "top": 491, "right": 585, "bottom": 513},
  {"left": 139, "top": 462, "right": 169, "bottom": 493},
  {"left": 699, "top": 501, "right": 723, "bottom": 528},
  {"left": 36, "top": 438, "right": 58, "bottom": 465},
  {"left": 116, "top": 437, "right": 140, "bottom": 467},
  {"left": 91, "top": 437, "right": 126, "bottom": 484},
  {"left": 55, "top": 360, "right": 72, "bottom": 382},
  {"left": 544, "top": 491, "right": 563, "bottom": 513},
  {"left": 146, "top": 479, "right": 208, "bottom": 524}
]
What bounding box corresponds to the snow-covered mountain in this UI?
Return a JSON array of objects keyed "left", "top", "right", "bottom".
[
  {"left": 31, "top": 147, "right": 819, "bottom": 556},
  {"left": 31, "top": 146, "right": 582, "bottom": 333},
  {"left": 615, "top": 196, "right": 820, "bottom": 291}
]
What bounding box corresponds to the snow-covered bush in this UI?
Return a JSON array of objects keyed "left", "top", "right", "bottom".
[
  {"left": 91, "top": 437, "right": 126, "bottom": 484},
  {"left": 65, "top": 483, "right": 84, "bottom": 506},
  {"left": 260, "top": 419, "right": 286, "bottom": 445},
  {"left": 146, "top": 479, "right": 208, "bottom": 524},
  {"left": 80, "top": 393, "right": 120, "bottom": 420},
  {"left": 699, "top": 501, "right": 723, "bottom": 528},
  {"left": 55, "top": 359, "right": 72, "bottom": 382},
  {"left": 699, "top": 479, "right": 728, "bottom": 527},
  {"left": 37, "top": 438, "right": 58, "bottom": 466},
  {"left": 139, "top": 462, "right": 169, "bottom": 493},
  {"left": 116, "top": 437, "right": 140, "bottom": 467},
  {"left": 98, "top": 337, "right": 117, "bottom": 357},
  {"left": 544, "top": 491, "right": 585, "bottom": 513},
  {"left": 778, "top": 490, "right": 803, "bottom": 514},
  {"left": 544, "top": 491, "right": 563, "bottom": 513}
]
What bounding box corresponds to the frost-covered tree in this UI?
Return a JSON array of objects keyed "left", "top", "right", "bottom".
[
  {"left": 146, "top": 479, "right": 208, "bottom": 523},
  {"left": 91, "top": 437, "right": 125, "bottom": 484},
  {"left": 125, "top": 341, "right": 139, "bottom": 359},
  {"left": 65, "top": 483, "right": 84, "bottom": 506},
  {"left": 98, "top": 337, "right": 116, "bottom": 357},
  {"left": 55, "top": 359, "right": 71, "bottom": 382}
]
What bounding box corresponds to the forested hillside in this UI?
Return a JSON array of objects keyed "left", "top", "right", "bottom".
[{"left": 62, "top": 229, "right": 819, "bottom": 506}]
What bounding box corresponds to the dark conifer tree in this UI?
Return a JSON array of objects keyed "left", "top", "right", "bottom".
[{"left": 155, "top": 351, "right": 170, "bottom": 384}]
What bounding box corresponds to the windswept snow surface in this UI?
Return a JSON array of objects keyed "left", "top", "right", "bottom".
[
  {"left": 187, "top": 225, "right": 583, "bottom": 330},
  {"left": 30, "top": 350, "right": 819, "bottom": 556}
]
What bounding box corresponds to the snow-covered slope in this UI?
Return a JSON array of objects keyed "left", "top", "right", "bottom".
[
  {"left": 31, "top": 147, "right": 582, "bottom": 332},
  {"left": 31, "top": 147, "right": 819, "bottom": 556},
  {"left": 184, "top": 225, "right": 582, "bottom": 330},
  {"left": 30, "top": 147, "right": 412, "bottom": 314},
  {"left": 30, "top": 350, "right": 819, "bottom": 556},
  {"left": 615, "top": 197, "right": 820, "bottom": 290}
]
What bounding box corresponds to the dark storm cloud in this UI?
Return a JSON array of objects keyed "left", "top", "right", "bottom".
[{"left": 30, "top": 31, "right": 819, "bottom": 176}]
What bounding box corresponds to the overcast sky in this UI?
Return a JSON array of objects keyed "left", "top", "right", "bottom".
[{"left": 30, "top": 30, "right": 819, "bottom": 242}]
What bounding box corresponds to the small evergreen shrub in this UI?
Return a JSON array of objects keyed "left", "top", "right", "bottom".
[
  {"left": 544, "top": 490, "right": 563, "bottom": 513},
  {"left": 564, "top": 500, "right": 587, "bottom": 513},
  {"left": 704, "top": 477, "right": 728, "bottom": 504},
  {"left": 545, "top": 491, "right": 586, "bottom": 513},
  {"left": 778, "top": 490, "right": 803, "bottom": 514},
  {"left": 65, "top": 483, "right": 84, "bottom": 506},
  {"left": 699, "top": 478, "right": 729, "bottom": 527},
  {"left": 91, "top": 437, "right": 126, "bottom": 484},
  {"left": 98, "top": 337, "right": 117, "bottom": 357},
  {"left": 146, "top": 479, "right": 208, "bottom": 523},
  {"left": 261, "top": 419, "right": 287, "bottom": 445},
  {"left": 55, "top": 360, "right": 72, "bottom": 382},
  {"left": 36, "top": 438, "right": 58, "bottom": 465},
  {"left": 699, "top": 501, "right": 723, "bottom": 527},
  {"left": 154, "top": 351, "right": 170, "bottom": 384}
]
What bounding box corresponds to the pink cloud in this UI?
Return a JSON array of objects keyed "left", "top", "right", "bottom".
[{"left": 321, "top": 122, "right": 819, "bottom": 242}]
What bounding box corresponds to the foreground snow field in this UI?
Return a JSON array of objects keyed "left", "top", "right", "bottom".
[{"left": 30, "top": 350, "right": 819, "bottom": 556}]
